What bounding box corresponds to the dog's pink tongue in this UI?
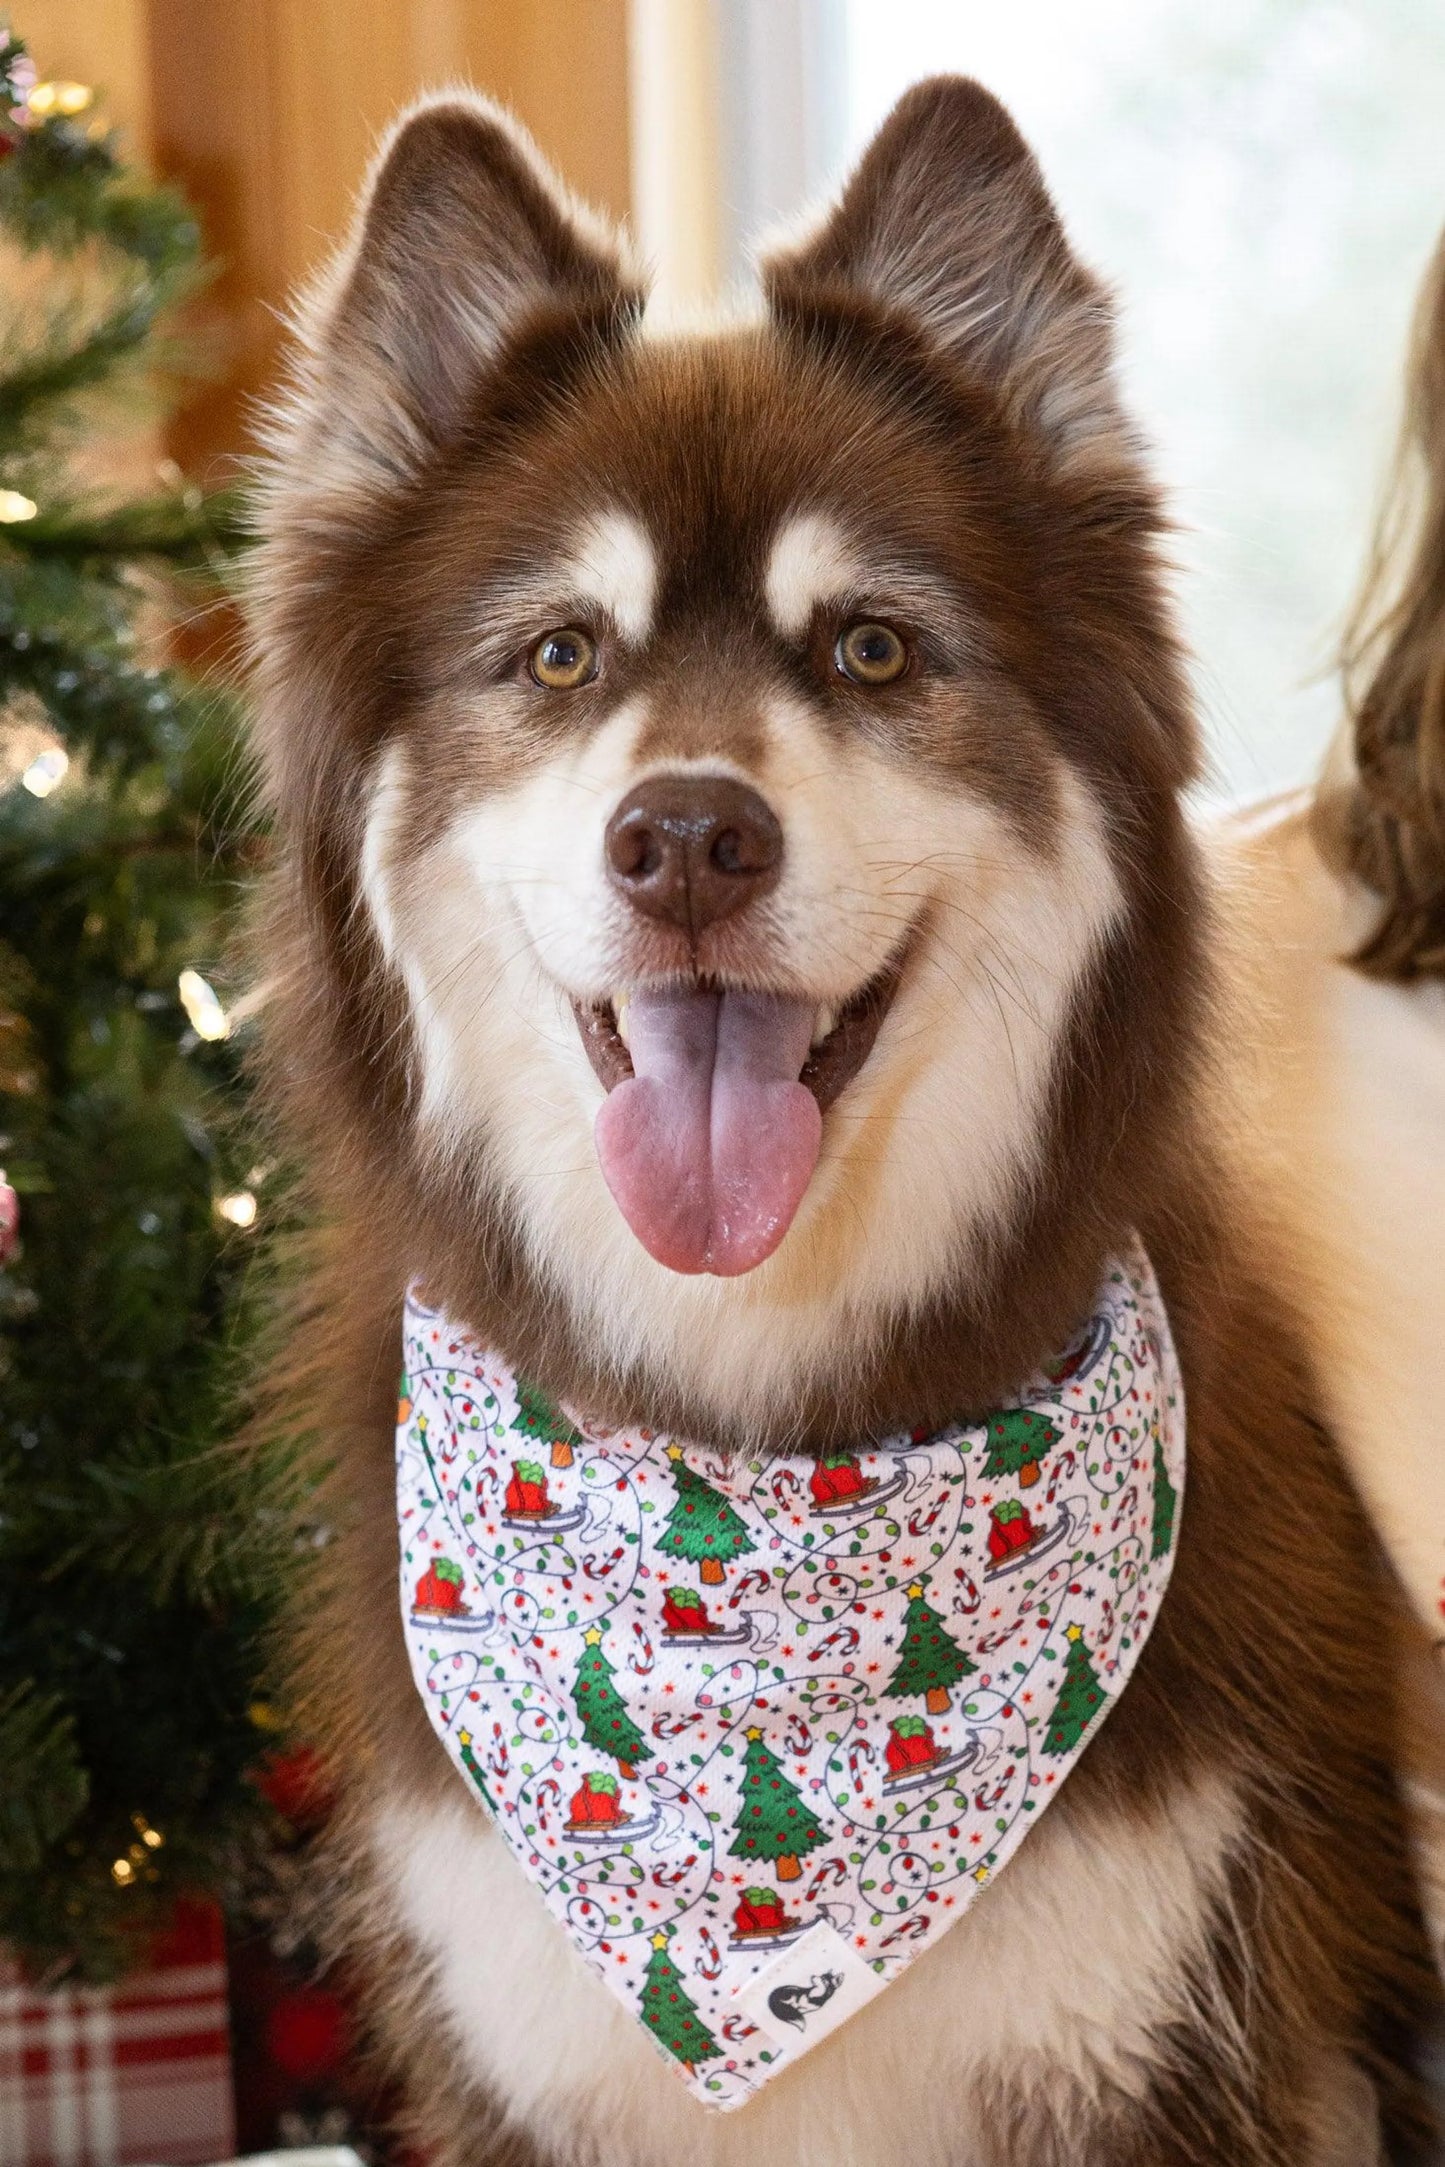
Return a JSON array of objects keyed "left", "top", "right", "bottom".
[{"left": 594, "top": 988, "right": 821, "bottom": 1275}]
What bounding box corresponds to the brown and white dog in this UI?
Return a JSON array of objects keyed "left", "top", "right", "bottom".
[{"left": 245, "top": 77, "right": 1439, "bottom": 2167}]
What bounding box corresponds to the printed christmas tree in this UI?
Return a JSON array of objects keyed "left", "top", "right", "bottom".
[
  {"left": 980, "top": 1407, "right": 1061, "bottom": 1489},
  {"left": 658, "top": 1444, "right": 755, "bottom": 1586},
  {"left": 570, "top": 1626, "right": 652, "bottom": 1779},
  {"left": 512, "top": 1375, "right": 584, "bottom": 1468},
  {"left": 884, "top": 1581, "right": 977, "bottom": 1715},
  {"left": 727, "top": 1725, "right": 827, "bottom": 1881},
  {"left": 639, "top": 1927, "right": 719, "bottom": 2070},
  {"left": 1149, "top": 1426, "right": 1177, "bottom": 1561},
  {"left": 1041, "top": 1624, "right": 1109, "bottom": 1756},
  {"left": 455, "top": 1728, "right": 497, "bottom": 1814}
]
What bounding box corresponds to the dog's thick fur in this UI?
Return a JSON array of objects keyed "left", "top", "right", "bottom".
[{"left": 245, "top": 78, "right": 1439, "bottom": 2166}]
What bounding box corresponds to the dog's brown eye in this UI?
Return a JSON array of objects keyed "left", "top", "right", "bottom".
[
  {"left": 530, "top": 628, "right": 598, "bottom": 689},
  {"left": 836, "top": 621, "right": 907, "bottom": 685}
]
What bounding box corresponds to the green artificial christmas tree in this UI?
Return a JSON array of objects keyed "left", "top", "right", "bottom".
[
  {"left": 639, "top": 1926, "right": 719, "bottom": 2070},
  {"left": 1041, "top": 1624, "right": 1108, "bottom": 1756},
  {"left": 658, "top": 1442, "right": 755, "bottom": 1586},
  {"left": 0, "top": 35, "right": 290, "bottom": 1979},
  {"left": 570, "top": 1625, "right": 652, "bottom": 1779},
  {"left": 885, "top": 1581, "right": 976, "bottom": 1715},
  {"left": 1149, "top": 1426, "right": 1177, "bottom": 1561},
  {"left": 980, "top": 1406, "right": 1060, "bottom": 1490},
  {"left": 727, "top": 1724, "right": 826, "bottom": 1882},
  {"left": 511, "top": 1375, "right": 583, "bottom": 1468}
]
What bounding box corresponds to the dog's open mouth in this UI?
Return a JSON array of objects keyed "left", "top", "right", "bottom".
[{"left": 573, "top": 948, "right": 907, "bottom": 1278}]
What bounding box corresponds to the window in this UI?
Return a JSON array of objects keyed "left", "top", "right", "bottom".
[{"left": 708, "top": 2, "right": 1445, "bottom": 803}]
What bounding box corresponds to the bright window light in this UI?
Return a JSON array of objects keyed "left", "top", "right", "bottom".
[{"left": 836, "top": 1, "right": 1445, "bottom": 803}]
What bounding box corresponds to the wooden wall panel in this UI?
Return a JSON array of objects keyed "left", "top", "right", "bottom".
[{"left": 140, "top": 0, "right": 632, "bottom": 476}]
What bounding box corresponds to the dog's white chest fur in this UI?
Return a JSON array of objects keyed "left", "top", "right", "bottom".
[{"left": 379, "top": 1773, "right": 1240, "bottom": 2167}]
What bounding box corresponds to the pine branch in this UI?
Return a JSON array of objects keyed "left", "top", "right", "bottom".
[
  {"left": 0, "top": 282, "right": 192, "bottom": 437},
  {"left": 0, "top": 29, "right": 296, "bottom": 1980},
  {"left": 10, "top": 486, "right": 247, "bottom": 566},
  {"left": 0, "top": 1682, "right": 89, "bottom": 1869}
]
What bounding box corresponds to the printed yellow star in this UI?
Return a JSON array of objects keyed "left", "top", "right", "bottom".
[
  {"left": 457, "top": 1729, "right": 472, "bottom": 1748},
  {"left": 584, "top": 1626, "right": 603, "bottom": 1646},
  {"left": 906, "top": 1582, "right": 925, "bottom": 1601},
  {"left": 666, "top": 1444, "right": 684, "bottom": 1462},
  {"left": 651, "top": 1929, "right": 670, "bottom": 1950},
  {"left": 973, "top": 1865, "right": 990, "bottom": 1883},
  {"left": 745, "top": 1725, "right": 764, "bottom": 1742},
  {"left": 1065, "top": 1623, "right": 1084, "bottom": 1643}
]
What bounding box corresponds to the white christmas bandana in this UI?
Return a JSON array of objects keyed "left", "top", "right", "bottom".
[{"left": 396, "top": 1245, "right": 1184, "bottom": 2109}]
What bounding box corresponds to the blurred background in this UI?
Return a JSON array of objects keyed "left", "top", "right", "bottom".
[
  {"left": 4, "top": 6, "right": 1445, "bottom": 2164},
  {"left": 21, "top": 0, "right": 1445, "bottom": 800}
]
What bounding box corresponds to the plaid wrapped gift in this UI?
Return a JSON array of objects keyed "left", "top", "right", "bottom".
[{"left": 0, "top": 1898, "right": 234, "bottom": 2167}]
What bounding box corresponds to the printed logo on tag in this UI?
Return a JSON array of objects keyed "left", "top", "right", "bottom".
[{"left": 732, "top": 1921, "right": 880, "bottom": 2054}]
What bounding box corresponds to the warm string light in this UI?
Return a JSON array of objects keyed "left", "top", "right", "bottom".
[
  {"left": 110, "top": 1812, "right": 165, "bottom": 1885},
  {"left": 26, "top": 79, "right": 91, "bottom": 119},
  {"left": 177, "top": 967, "right": 229, "bottom": 1041},
  {"left": 21, "top": 745, "right": 67, "bottom": 797},
  {"left": 215, "top": 1189, "right": 257, "bottom": 1229},
  {"left": 0, "top": 489, "right": 37, "bottom": 523}
]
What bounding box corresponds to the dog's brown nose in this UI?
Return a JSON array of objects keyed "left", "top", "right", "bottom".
[{"left": 605, "top": 775, "right": 783, "bottom": 936}]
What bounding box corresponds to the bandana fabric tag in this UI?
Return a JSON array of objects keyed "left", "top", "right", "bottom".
[{"left": 396, "top": 1245, "right": 1184, "bottom": 2110}]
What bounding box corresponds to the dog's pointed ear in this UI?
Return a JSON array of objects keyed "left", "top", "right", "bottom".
[
  {"left": 762, "top": 78, "right": 1128, "bottom": 481},
  {"left": 279, "top": 92, "right": 639, "bottom": 510}
]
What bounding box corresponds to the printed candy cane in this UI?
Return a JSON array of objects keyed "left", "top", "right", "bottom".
[
  {"left": 1044, "top": 1447, "right": 1078, "bottom": 1507},
  {"left": 803, "top": 1855, "right": 850, "bottom": 1901},
  {"left": 848, "top": 1736, "right": 877, "bottom": 1792},
  {"left": 784, "top": 1712, "right": 813, "bottom": 1757},
  {"left": 695, "top": 1927, "right": 724, "bottom": 1982},
  {"left": 879, "top": 1912, "right": 932, "bottom": 1949},
  {"left": 650, "top": 1852, "right": 699, "bottom": 1889},
  {"left": 532, "top": 1776, "right": 562, "bottom": 1832},
  {"left": 951, "top": 1566, "right": 982, "bottom": 1614},
  {"left": 720, "top": 2012, "right": 759, "bottom": 2043},
  {"left": 652, "top": 1707, "right": 706, "bottom": 1741},
  {"left": 812, "top": 1623, "right": 860, "bottom": 1663},
  {"left": 485, "top": 1721, "right": 510, "bottom": 1780},
  {"left": 767, "top": 1465, "right": 805, "bottom": 1511},
  {"left": 581, "top": 1542, "right": 628, "bottom": 1582},
  {"left": 729, "top": 1568, "right": 773, "bottom": 1608},
  {"left": 1108, "top": 1484, "right": 1139, "bottom": 1534},
  {"left": 906, "top": 1487, "right": 953, "bottom": 1537},
  {"left": 627, "top": 1619, "right": 655, "bottom": 1674}
]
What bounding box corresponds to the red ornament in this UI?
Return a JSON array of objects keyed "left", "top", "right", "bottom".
[
  {"left": 255, "top": 1744, "right": 335, "bottom": 1830},
  {"left": 263, "top": 1983, "right": 349, "bottom": 2080}
]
